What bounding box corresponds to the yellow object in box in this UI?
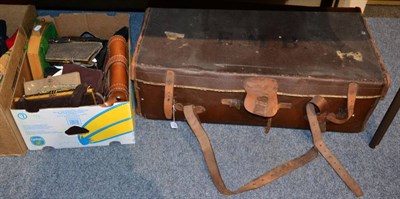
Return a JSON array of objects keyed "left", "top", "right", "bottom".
[
  {"left": 27, "top": 21, "right": 58, "bottom": 80},
  {"left": 78, "top": 103, "right": 132, "bottom": 145},
  {"left": 0, "top": 50, "right": 10, "bottom": 82}
]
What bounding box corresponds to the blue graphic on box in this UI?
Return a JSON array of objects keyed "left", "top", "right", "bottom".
[
  {"left": 30, "top": 136, "right": 45, "bottom": 146},
  {"left": 17, "top": 113, "right": 28, "bottom": 120},
  {"left": 67, "top": 118, "right": 81, "bottom": 126},
  {"left": 53, "top": 109, "right": 85, "bottom": 126}
]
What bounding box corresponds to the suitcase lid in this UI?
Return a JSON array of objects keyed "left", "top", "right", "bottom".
[{"left": 134, "top": 8, "right": 389, "bottom": 98}]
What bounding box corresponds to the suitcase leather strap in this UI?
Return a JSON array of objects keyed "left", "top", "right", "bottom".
[
  {"left": 183, "top": 95, "right": 363, "bottom": 196},
  {"left": 327, "top": 82, "right": 358, "bottom": 124},
  {"left": 164, "top": 70, "right": 175, "bottom": 119},
  {"left": 307, "top": 96, "right": 363, "bottom": 197},
  {"left": 183, "top": 104, "right": 318, "bottom": 195}
]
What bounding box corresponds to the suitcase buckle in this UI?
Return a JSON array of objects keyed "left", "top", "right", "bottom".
[{"left": 244, "top": 78, "right": 280, "bottom": 117}]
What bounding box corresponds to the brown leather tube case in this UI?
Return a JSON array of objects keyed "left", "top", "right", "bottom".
[{"left": 104, "top": 35, "right": 129, "bottom": 106}]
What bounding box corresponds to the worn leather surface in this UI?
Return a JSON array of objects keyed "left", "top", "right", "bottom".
[
  {"left": 133, "top": 8, "right": 389, "bottom": 132},
  {"left": 135, "top": 8, "right": 387, "bottom": 83},
  {"left": 46, "top": 41, "right": 103, "bottom": 63},
  {"left": 136, "top": 82, "right": 379, "bottom": 132}
]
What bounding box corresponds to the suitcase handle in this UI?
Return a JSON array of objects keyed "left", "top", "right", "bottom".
[{"left": 182, "top": 95, "right": 363, "bottom": 196}]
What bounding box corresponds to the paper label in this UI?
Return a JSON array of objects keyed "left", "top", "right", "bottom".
[
  {"left": 170, "top": 121, "right": 178, "bottom": 129},
  {"left": 34, "top": 25, "right": 42, "bottom": 31}
]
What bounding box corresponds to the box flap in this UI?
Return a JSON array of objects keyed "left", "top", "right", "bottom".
[
  {"left": 39, "top": 13, "right": 129, "bottom": 39},
  {"left": 0, "top": 5, "right": 36, "bottom": 37}
]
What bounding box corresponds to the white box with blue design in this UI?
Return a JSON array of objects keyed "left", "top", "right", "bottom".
[
  {"left": 12, "top": 102, "right": 134, "bottom": 149},
  {"left": 10, "top": 12, "right": 135, "bottom": 150}
]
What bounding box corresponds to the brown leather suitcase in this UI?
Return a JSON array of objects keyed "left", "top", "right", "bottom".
[{"left": 132, "top": 7, "right": 390, "bottom": 197}]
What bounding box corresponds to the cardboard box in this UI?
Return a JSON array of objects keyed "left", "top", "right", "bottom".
[
  {"left": 0, "top": 5, "right": 36, "bottom": 156},
  {"left": 10, "top": 12, "right": 135, "bottom": 150}
]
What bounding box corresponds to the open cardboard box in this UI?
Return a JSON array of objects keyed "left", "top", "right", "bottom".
[
  {"left": 10, "top": 12, "right": 135, "bottom": 150},
  {"left": 0, "top": 5, "right": 36, "bottom": 156}
]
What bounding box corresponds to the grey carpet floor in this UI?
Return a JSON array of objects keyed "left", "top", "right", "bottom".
[{"left": 0, "top": 9, "right": 399, "bottom": 199}]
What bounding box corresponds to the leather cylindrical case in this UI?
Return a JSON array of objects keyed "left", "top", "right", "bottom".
[{"left": 105, "top": 35, "right": 129, "bottom": 105}]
